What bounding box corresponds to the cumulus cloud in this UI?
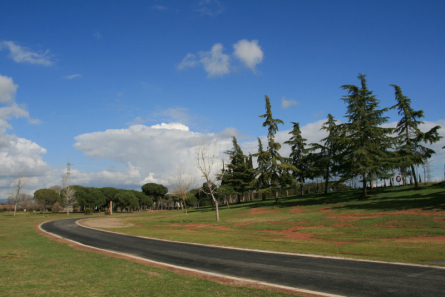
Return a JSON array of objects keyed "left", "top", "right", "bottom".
[
  {"left": 73, "top": 123, "right": 233, "bottom": 188},
  {"left": 0, "top": 41, "right": 54, "bottom": 66},
  {"left": 0, "top": 75, "right": 18, "bottom": 103},
  {"left": 177, "top": 40, "right": 263, "bottom": 77},
  {"left": 0, "top": 131, "right": 58, "bottom": 198},
  {"left": 281, "top": 97, "right": 301, "bottom": 109},
  {"left": 233, "top": 39, "right": 263, "bottom": 71},
  {"left": 64, "top": 74, "right": 81, "bottom": 80},
  {"left": 153, "top": 107, "right": 193, "bottom": 124},
  {"left": 178, "top": 44, "right": 230, "bottom": 77},
  {"left": 0, "top": 74, "right": 40, "bottom": 129}
]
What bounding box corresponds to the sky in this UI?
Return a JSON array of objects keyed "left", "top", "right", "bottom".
[{"left": 1, "top": 0, "right": 445, "bottom": 198}]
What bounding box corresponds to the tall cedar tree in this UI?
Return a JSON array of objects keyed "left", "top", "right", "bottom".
[
  {"left": 310, "top": 114, "right": 340, "bottom": 194},
  {"left": 390, "top": 85, "right": 442, "bottom": 189},
  {"left": 340, "top": 74, "right": 394, "bottom": 197},
  {"left": 253, "top": 137, "right": 269, "bottom": 198},
  {"left": 258, "top": 95, "right": 297, "bottom": 203},
  {"left": 284, "top": 122, "right": 307, "bottom": 195},
  {"left": 222, "top": 137, "right": 254, "bottom": 203}
]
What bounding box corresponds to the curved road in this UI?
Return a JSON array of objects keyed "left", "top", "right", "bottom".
[{"left": 41, "top": 218, "right": 445, "bottom": 297}]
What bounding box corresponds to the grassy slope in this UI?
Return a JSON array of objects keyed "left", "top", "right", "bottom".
[
  {"left": 0, "top": 213, "right": 292, "bottom": 296},
  {"left": 96, "top": 183, "right": 445, "bottom": 266}
]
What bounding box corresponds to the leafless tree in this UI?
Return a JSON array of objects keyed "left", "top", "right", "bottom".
[
  {"left": 195, "top": 137, "right": 224, "bottom": 221},
  {"left": 169, "top": 166, "right": 196, "bottom": 215},
  {"left": 8, "top": 172, "right": 27, "bottom": 216},
  {"left": 61, "top": 171, "right": 76, "bottom": 215}
]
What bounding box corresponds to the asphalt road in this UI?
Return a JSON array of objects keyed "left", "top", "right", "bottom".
[{"left": 41, "top": 218, "right": 445, "bottom": 297}]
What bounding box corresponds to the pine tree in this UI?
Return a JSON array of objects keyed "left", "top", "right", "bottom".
[
  {"left": 339, "top": 74, "right": 394, "bottom": 197},
  {"left": 284, "top": 122, "right": 307, "bottom": 195},
  {"left": 253, "top": 137, "right": 269, "bottom": 199},
  {"left": 222, "top": 137, "right": 255, "bottom": 203},
  {"left": 390, "top": 84, "right": 442, "bottom": 189},
  {"left": 310, "top": 114, "right": 340, "bottom": 194},
  {"left": 258, "top": 95, "right": 296, "bottom": 203}
]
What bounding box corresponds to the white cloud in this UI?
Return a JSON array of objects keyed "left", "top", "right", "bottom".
[
  {"left": 0, "top": 41, "right": 54, "bottom": 66},
  {"left": 0, "top": 74, "right": 40, "bottom": 129},
  {"left": 64, "top": 74, "right": 82, "bottom": 80},
  {"left": 177, "top": 53, "right": 199, "bottom": 70},
  {"left": 151, "top": 122, "right": 189, "bottom": 131},
  {"left": 178, "top": 40, "right": 264, "bottom": 77},
  {"left": 177, "top": 43, "right": 230, "bottom": 77},
  {"left": 0, "top": 75, "right": 18, "bottom": 103},
  {"left": 0, "top": 130, "right": 58, "bottom": 198},
  {"left": 233, "top": 39, "right": 263, "bottom": 71},
  {"left": 73, "top": 124, "right": 232, "bottom": 188},
  {"left": 281, "top": 97, "right": 301, "bottom": 109},
  {"left": 199, "top": 43, "right": 230, "bottom": 77}
]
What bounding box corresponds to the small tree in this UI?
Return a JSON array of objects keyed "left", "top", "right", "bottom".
[
  {"left": 9, "top": 172, "right": 27, "bottom": 216},
  {"left": 34, "top": 188, "right": 60, "bottom": 213},
  {"left": 141, "top": 183, "right": 168, "bottom": 210},
  {"left": 195, "top": 137, "right": 224, "bottom": 221},
  {"left": 390, "top": 84, "right": 442, "bottom": 189},
  {"left": 169, "top": 167, "right": 196, "bottom": 215}
]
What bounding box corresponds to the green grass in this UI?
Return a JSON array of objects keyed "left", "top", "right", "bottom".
[
  {"left": 0, "top": 212, "right": 294, "bottom": 296},
  {"left": 94, "top": 183, "right": 445, "bottom": 266}
]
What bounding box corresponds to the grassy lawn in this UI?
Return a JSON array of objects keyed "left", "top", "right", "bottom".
[
  {"left": 91, "top": 183, "right": 445, "bottom": 266},
  {"left": 0, "top": 212, "right": 294, "bottom": 296}
]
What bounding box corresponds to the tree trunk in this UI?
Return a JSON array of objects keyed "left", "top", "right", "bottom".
[
  {"left": 411, "top": 164, "right": 419, "bottom": 189},
  {"left": 14, "top": 203, "right": 17, "bottom": 216},
  {"left": 110, "top": 200, "right": 113, "bottom": 215},
  {"left": 362, "top": 175, "right": 367, "bottom": 197},
  {"left": 275, "top": 191, "right": 279, "bottom": 204}
]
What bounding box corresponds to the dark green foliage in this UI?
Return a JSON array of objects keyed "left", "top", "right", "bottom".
[
  {"left": 73, "top": 186, "right": 106, "bottom": 209},
  {"left": 141, "top": 183, "right": 168, "bottom": 209},
  {"left": 257, "top": 95, "right": 297, "bottom": 202},
  {"left": 284, "top": 122, "right": 308, "bottom": 195},
  {"left": 390, "top": 84, "right": 442, "bottom": 189},
  {"left": 339, "top": 74, "right": 395, "bottom": 196},
  {"left": 100, "top": 187, "right": 119, "bottom": 202},
  {"left": 310, "top": 114, "right": 341, "bottom": 194},
  {"left": 84, "top": 207, "right": 94, "bottom": 215},
  {"left": 116, "top": 191, "right": 139, "bottom": 212},
  {"left": 221, "top": 137, "right": 255, "bottom": 203},
  {"left": 33, "top": 188, "right": 60, "bottom": 210},
  {"left": 131, "top": 190, "right": 153, "bottom": 208}
]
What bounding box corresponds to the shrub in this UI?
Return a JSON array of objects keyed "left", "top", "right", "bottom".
[
  {"left": 52, "top": 202, "right": 62, "bottom": 213},
  {"left": 84, "top": 208, "right": 94, "bottom": 215},
  {"left": 104, "top": 208, "right": 111, "bottom": 215}
]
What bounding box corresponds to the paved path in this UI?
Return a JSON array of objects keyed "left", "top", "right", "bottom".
[{"left": 40, "top": 218, "right": 445, "bottom": 297}]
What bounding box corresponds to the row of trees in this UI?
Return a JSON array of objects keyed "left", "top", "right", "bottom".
[{"left": 218, "top": 74, "right": 442, "bottom": 201}]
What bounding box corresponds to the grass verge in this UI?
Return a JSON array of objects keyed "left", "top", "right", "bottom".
[
  {"left": 90, "top": 183, "right": 445, "bottom": 266},
  {"left": 0, "top": 212, "right": 296, "bottom": 296}
]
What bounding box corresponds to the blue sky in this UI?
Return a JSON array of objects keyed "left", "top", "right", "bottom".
[{"left": 1, "top": 0, "right": 444, "bottom": 197}]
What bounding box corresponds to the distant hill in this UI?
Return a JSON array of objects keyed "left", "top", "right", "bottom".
[{"left": 0, "top": 198, "right": 8, "bottom": 204}]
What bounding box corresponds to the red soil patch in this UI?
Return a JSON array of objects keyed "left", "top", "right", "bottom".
[
  {"left": 262, "top": 226, "right": 352, "bottom": 246},
  {"left": 288, "top": 207, "right": 311, "bottom": 214},
  {"left": 325, "top": 208, "right": 444, "bottom": 223},
  {"left": 394, "top": 236, "right": 445, "bottom": 242},
  {"left": 169, "top": 223, "right": 234, "bottom": 231},
  {"left": 243, "top": 208, "right": 283, "bottom": 215}
]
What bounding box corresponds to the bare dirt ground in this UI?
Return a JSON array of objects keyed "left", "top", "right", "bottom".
[{"left": 81, "top": 218, "right": 135, "bottom": 228}]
